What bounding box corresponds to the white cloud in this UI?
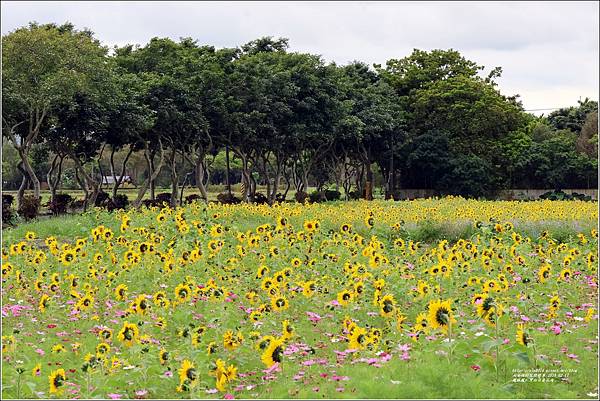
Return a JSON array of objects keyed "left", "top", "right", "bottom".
[{"left": 2, "top": 0, "right": 598, "bottom": 111}]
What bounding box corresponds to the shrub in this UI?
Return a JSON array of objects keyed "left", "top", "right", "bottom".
[
  {"left": 295, "top": 191, "right": 309, "bottom": 203},
  {"left": 216, "top": 192, "right": 241, "bottom": 204},
  {"left": 17, "top": 195, "right": 40, "bottom": 220},
  {"left": 2, "top": 194, "right": 15, "bottom": 225},
  {"left": 94, "top": 191, "right": 111, "bottom": 207},
  {"left": 70, "top": 199, "right": 85, "bottom": 211},
  {"left": 109, "top": 194, "right": 130, "bottom": 211},
  {"left": 155, "top": 193, "right": 172, "bottom": 206},
  {"left": 347, "top": 190, "right": 361, "bottom": 200},
  {"left": 251, "top": 192, "right": 268, "bottom": 204},
  {"left": 323, "top": 189, "right": 341, "bottom": 201},
  {"left": 309, "top": 191, "right": 326, "bottom": 203},
  {"left": 275, "top": 193, "right": 286, "bottom": 203},
  {"left": 48, "top": 193, "right": 74, "bottom": 215},
  {"left": 184, "top": 194, "right": 204, "bottom": 204}
]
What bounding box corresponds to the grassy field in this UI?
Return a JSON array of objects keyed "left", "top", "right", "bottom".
[{"left": 1, "top": 198, "right": 598, "bottom": 399}]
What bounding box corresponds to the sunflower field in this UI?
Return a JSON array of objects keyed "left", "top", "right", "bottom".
[{"left": 1, "top": 198, "right": 598, "bottom": 399}]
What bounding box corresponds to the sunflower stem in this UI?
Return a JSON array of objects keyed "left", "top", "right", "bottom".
[{"left": 16, "top": 371, "right": 22, "bottom": 399}]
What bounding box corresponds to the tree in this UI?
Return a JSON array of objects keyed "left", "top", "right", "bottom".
[
  {"left": 547, "top": 98, "right": 598, "bottom": 133},
  {"left": 2, "top": 22, "right": 108, "bottom": 208}
]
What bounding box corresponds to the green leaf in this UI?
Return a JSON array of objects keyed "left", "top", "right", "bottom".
[{"left": 513, "top": 351, "right": 530, "bottom": 364}]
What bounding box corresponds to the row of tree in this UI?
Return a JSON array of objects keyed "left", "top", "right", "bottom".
[{"left": 2, "top": 22, "right": 598, "bottom": 210}]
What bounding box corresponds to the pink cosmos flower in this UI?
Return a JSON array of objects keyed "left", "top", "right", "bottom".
[
  {"left": 223, "top": 393, "right": 235, "bottom": 399},
  {"left": 107, "top": 394, "right": 122, "bottom": 399},
  {"left": 471, "top": 365, "right": 481, "bottom": 372},
  {"left": 306, "top": 312, "right": 322, "bottom": 324},
  {"left": 206, "top": 389, "right": 218, "bottom": 394},
  {"left": 398, "top": 343, "right": 411, "bottom": 352}
]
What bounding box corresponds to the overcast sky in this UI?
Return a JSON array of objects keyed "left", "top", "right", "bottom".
[{"left": 2, "top": 1, "right": 598, "bottom": 113}]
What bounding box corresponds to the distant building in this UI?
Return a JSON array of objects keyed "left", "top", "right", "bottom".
[{"left": 102, "top": 176, "right": 132, "bottom": 185}]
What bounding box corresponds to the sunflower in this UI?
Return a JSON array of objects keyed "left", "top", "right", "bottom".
[
  {"left": 52, "top": 344, "right": 66, "bottom": 354},
  {"left": 337, "top": 289, "right": 353, "bottom": 306},
  {"left": 281, "top": 319, "right": 294, "bottom": 341},
  {"left": 559, "top": 268, "right": 572, "bottom": 281},
  {"left": 39, "top": 294, "right": 50, "bottom": 313},
  {"left": 76, "top": 294, "right": 94, "bottom": 312},
  {"left": 549, "top": 295, "right": 561, "bottom": 310},
  {"left": 48, "top": 368, "right": 66, "bottom": 394},
  {"left": 117, "top": 321, "right": 139, "bottom": 347},
  {"left": 271, "top": 295, "right": 289, "bottom": 312},
  {"left": 516, "top": 324, "right": 530, "bottom": 346},
  {"left": 414, "top": 312, "right": 430, "bottom": 334},
  {"left": 261, "top": 337, "right": 285, "bottom": 367},
  {"left": 95, "top": 342, "right": 110, "bottom": 358},
  {"left": 427, "top": 299, "right": 456, "bottom": 334},
  {"left": 416, "top": 280, "right": 430, "bottom": 297},
  {"left": 32, "top": 363, "right": 42, "bottom": 377},
  {"left": 348, "top": 326, "right": 368, "bottom": 350},
  {"left": 59, "top": 249, "right": 77, "bottom": 266},
  {"left": 537, "top": 264, "right": 551, "bottom": 283},
  {"left": 223, "top": 330, "right": 243, "bottom": 351},
  {"left": 303, "top": 281, "right": 317, "bottom": 297},
  {"left": 114, "top": 284, "right": 128, "bottom": 301},
  {"left": 98, "top": 328, "right": 113, "bottom": 341},
  {"left": 365, "top": 213, "right": 375, "bottom": 228},
  {"left": 132, "top": 294, "right": 149, "bottom": 315},
  {"left": 174, "top": 283, "right": 192, "bottom": 303},
  {"left": 379, "top": 294, "right": 396, "bottom": 318},
  {"left": 178, "top": 359, "right": 198, "bottom": 390},
  {"left": 302, "top": 220, "right": 315, "bottom": 232}
]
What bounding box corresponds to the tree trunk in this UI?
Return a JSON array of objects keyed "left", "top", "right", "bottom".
[
  {"left": 225, "top": 145, "right": 232, "bottom": 195},
  {"left": 17, "top": 162, "right": 30, "bottom": 209},
  {"left": 133, "top": 141, "right": 164, "bottom": 208},
  {"left": 18, "top": 148, "right": 41, "bottom": 202},
  {"left": 110, "top": 146, "right": 134, "bottom": 199},
  {"left": 169, "top": 149, "right": 179, "bottom": 207},
  {"left": 195, "top": 158, "right": 209, "bottom": 201}
]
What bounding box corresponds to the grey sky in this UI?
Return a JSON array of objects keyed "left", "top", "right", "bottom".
[{"left": 2, "top": 1, "right": 598, "bottom": 113}]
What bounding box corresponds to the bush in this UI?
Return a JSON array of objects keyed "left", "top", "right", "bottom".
[
  {"left": 184, "top": 194, "right": 204, "bottom": 204},
  {"left": 2, "top": 194, "right": 15, "bottom": 225},
  {"left": 48, "top": 193, "right": 74, "bottom": 215},
  {"left": 309, "top": 191, "right": 326, "bottom": 203},
  {"left": 539, "top": 190, "right": 592, "bottom": 201},
  {"left": 70, "top": 199, "right": 85, "bottom": 211},
  {"left": 17, "top": 195, "right": 40, "bottom": 220},
  {"left": 251, "top": 192, "right": 268, "bottom": 204},
  {"left": 323, "top": 189, "right": 341, "bottom": 201},
  {"left": 275, "top": 193, "right": 286, "bottom": 203},
  {"left": 109, "top": 194, "right": 130, "bottom": 211},
  {"left": 94, "top": 191, "right": 111, "bottom": 207},
  {"left": 309, "top": 189, "right": 342, "bottom": 203},
  {"left": 216, "top": 192, "right": 241, "bottom": 204},
  {"left": 347, "top": 190, "right": 361, "bottom": 200},
  {"left": 155, "top": 193, "right": 172, "bottom": 206},
  {"left": 295, "top": 191, "right": 309, "bottom": 203}
]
